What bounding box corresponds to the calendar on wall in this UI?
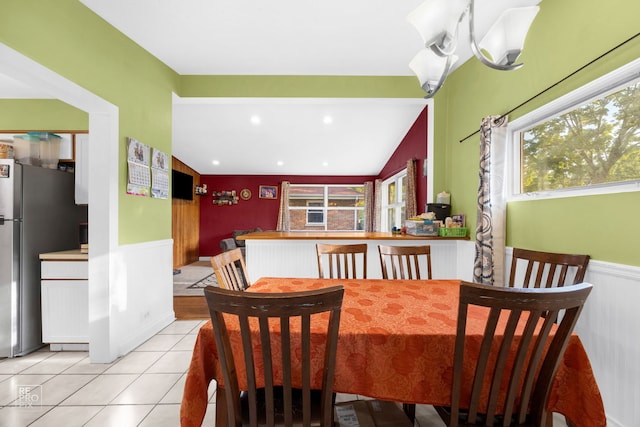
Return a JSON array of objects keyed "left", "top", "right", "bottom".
[
  {"left": 126, "top": 137, "right": 151, "bottom": 196},
  {"left": 151, "top": 147, "right": 169, "bottom": 199}
]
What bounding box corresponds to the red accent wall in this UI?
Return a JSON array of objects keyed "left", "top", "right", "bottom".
[
  {"left": 198, "top": 106, "right": 429, "bottom": 257},
  {"left": 378, "top": 106, "right": 428, "bottom": 211},
  {"left": 199, "top": 175, "right": 374, "bottom": 256}
]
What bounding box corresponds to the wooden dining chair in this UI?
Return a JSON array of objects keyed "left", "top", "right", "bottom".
[
  {"left": 435, "top": 281, "right": 593, "bottom": 427},
  {"left": 508, "top": 248, "right": 590, "bottom": 289},
  {"left": 204, "top": 285, "right": 344, "bottom": 427},
  {"left": 210, "top": 247, "right": 251, "bottom": 291},
  {"left": 378, "top": 244, "right": 432, "bottom": 280},
  {"left": 316, "top": 243, "right": 367, "bottom": 279}
]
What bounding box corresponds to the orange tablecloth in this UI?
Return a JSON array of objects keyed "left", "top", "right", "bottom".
[{"left": 180, "top": 278, "right": 605, "bottom": 427}]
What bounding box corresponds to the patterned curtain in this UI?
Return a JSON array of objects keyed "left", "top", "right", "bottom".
[
  {"left": 364, "top": 181, "right": 374, "bottom": 232},
  {"left": 473, "top": 116, "right": 508, "bottom": 286},
  {"left": 406, "top": 159, "right": 418, "bottom": 219},
  {"left": 276, "top": 181, "right": 290, "bottom": 231},
  {"left": 373, "top": 179, "right": 382, "bottom": 231}
]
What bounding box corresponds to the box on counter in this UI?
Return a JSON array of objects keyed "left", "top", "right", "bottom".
[
  {"left": 335, "top": 400, "right": 413, "bottom": 427},
  {"left": 404, "top": 219, "right": 439, "bottom": 236}
]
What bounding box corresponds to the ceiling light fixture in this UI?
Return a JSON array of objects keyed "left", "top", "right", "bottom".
[
  {"left": 250, "top": 115, "right": 261, "bottom": 125},
  {"left": 323, "top": 115, "right": 333, "bottom": 124},
  {"left": 407, "top": 0, "right": 539, "bottom": 98},
  {"left": 212, "top": 160, "right": 220, "bottom": 166}
]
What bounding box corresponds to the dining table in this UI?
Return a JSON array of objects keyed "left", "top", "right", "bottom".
[{"left": 180, "top": 278, "right": 606, "bottom": 427}]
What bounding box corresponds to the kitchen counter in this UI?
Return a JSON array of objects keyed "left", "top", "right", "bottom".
[{"left": 39, "top": 249, "right": 88, "bottom": 261}]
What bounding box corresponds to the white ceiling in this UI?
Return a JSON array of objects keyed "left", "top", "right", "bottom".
[{"left": 2, "top": 0, "right": 540, "bottom": 175}]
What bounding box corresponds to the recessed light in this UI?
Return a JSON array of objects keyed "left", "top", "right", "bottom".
[
  {"left": 250, "top": 115, "right": 261, "bottom": 125},
  {"left": 322, "top": 161, "right": 329, "bottom": 167},
  {"left": 323, "top": 115, "right": 333, "bottom": 124},
  {"left": 277, "top": 161, "right": 284, "bottom": 166},
  {"left": 212, "top": 160, "right": 220, "bottom": 166}
]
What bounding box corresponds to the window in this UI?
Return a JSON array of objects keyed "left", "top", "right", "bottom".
[
  {"left": 288, "top": 184, "right": 365, "bottom": 231},
  {"left": 381, "top": 170, "right": 407, "bottom": 231},
  {"left": 508, "top": 59, "right": 640, "bottom": 200},
  {"left": 306, "top": 201, "right": 324, "bottom": 224}
]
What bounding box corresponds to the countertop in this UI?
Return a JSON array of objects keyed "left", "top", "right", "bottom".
[
  {"left": 39, "top": 249, "right": 88, "bottom": 261},
  {"left": 236, "top": 231, "right": 468, "bottom": 241}
]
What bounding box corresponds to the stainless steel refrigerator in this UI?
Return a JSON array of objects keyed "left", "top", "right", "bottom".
[{"left": 0, "top": 159, "right": 84, "bottom": 358}]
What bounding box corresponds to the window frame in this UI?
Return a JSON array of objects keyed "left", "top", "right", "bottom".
[
  {"left": 381, "top": 169, "right": 407, "bottom": 232},
  {"left": 507, "top": 58, "right": 640, "bottom": 202},
  {"left": 288, "top": 184, "right": 365, "bottom": 231},
  {"left": 306, "top": 201, "right": 325, "bottom": 225}
]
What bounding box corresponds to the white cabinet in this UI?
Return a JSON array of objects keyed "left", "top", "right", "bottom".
[
  {"left": 41, "top": 258, "right": 88, "bottom": 347},
  {"left": 74, "top": 133, "right": 89, "bottom": 205}
]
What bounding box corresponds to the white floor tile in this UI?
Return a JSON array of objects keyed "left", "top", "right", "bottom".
[
  {"left": 38, "top": 374, "right": 96, "bottom": 406},
  {"left": 83, "top": 404, "right": 154, "bottom": 427},
  {"left": 159, "top": 320, "right": 202, "bottom": 335},
  {"left": 0, "top": 352, "right": 55, "bottom": 375},
  {"left": 111, "top": 373, "right": 182, "bottom": 405},
  {"left": 160, "top": 373, "right": 187, "bottom": 404},
  {"left": 172, "top": 333, "right": 198, "bottom": 352},
  {"left": 20, "top": 352, "right": 88, "bottom": 375},
  {"left": 135, "top": 334, "right": 184, "bottom": 352},
  {"left": 62, "top": 356, "right": 114, "bottom": 375},
  {"left": 0, "top": 374, "right": 53, "bottom": 406},
  {"left": 103, "top": 351, "right": 165, "bottom": 374},
  {"left": 0, "top": 405, "right": 54, "bottom": 427},
  {"left": 0, "top": 374, "right": 11, "bottom": 383},
  {"left": 146, "top": 351, "right": 193, "bottom": 374},
  {"left": 138, "top": 403, "right": 181, "bottom": 426},
  {"left": 60, "top": 374, "right": 138, "bottom": 405},
  {"left": 28, "top": 405, "right": 104, "bottom": 427},
  {"left": 202, "top": 403, "right": 218, "bottom": 427}
]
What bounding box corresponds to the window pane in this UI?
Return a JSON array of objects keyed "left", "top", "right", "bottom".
[
  {"left": 328, "top": 186, "right": 364, "bottom": 208},
  {"left": 387, "top": 182, "right": 396, "bottom": 204},
  {"left": 289, "top": 185, "right": 324, "bottom": 207},
  {"left": 521, "top": 82, "right": 640, "bottom": 193},
  {"left": 326, "top": 209, "right": 363, "bottom": 231}
]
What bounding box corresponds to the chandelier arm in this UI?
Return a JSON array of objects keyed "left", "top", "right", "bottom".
[
  {"left": 430, "top": 6, "right": 468, "bottom": 57},
  {"left": 468, "top": 0, "right": 523, "bottom": 71}
]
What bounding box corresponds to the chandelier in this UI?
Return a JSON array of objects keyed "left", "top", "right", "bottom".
[{"left": 407, "top": 0, "right": 540, "bottom": 97}]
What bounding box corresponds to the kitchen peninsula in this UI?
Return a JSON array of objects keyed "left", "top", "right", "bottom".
[{"left": 238, "top": 231, "right": 472, "bottom": 282}]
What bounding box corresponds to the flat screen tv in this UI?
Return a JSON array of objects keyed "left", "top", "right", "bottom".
[{"left": 172, "top": 169, "right": 193, "bottom": 200}]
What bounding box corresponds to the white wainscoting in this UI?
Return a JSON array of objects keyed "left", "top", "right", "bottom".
[
  {"left": 108, "top": 239, "right": 175, "bottom": 359},
  {"left": 245, "top": 239, "right": 474, "bottom": 282}
]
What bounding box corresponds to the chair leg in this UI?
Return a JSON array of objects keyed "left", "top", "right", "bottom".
[
  {"left": 216, "top": 387, "right": 228, "bottom": 427},
  {"left": 403, "top": 403, "right": 416, "bottom": 424}
]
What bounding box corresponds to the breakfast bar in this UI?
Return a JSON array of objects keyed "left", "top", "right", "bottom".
[{"left": 238, "top": 231, "right": 472, "bottom": 282}]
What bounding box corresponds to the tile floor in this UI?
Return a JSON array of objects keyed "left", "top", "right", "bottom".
[{"left": 0, "top": 320, "right": 566, "bottom": 426}]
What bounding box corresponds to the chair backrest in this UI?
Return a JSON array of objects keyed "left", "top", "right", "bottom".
[
  {"left": 378, "top": 245, "right": 432, "bottom": 280},
  {"left": 210, "top": 248, "right": 251, "bottom": 291},
  {"left": 316, "top": 243, "right": 367, "bottom": 279},
  {"left": 447, "top": 281, "right": 592, "bottom": 427},
  {"left": 204, "top": 285, "right": 344, "bottom": 427},
  {"left": 508, "top": 248, "right": 590, "bottom": 289}
]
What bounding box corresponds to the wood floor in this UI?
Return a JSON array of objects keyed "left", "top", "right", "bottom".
[{"left": 174, "top": 295, "right": 209, "bottom": 319}]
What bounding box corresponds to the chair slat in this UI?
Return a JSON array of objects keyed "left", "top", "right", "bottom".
[
  {"left": 316, "top": 243, "right": 367, "bottom": 279},
  {"left": 211, "top": 248, "right": 251, "bottom": 291},
  {"left": 508, "top": 248, "right": 590, "bottom": 289},
  {"left": 378, "top": 245, "right": 432, "bottom": 280}
]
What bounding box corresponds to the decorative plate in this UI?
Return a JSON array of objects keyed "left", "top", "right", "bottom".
[{"left": 240, "top": 188, "right": 252, "bottom": 200}]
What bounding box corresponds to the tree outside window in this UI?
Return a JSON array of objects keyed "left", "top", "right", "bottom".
[{"left": 521, "top": 82, "right": 640, "bottom": 193}]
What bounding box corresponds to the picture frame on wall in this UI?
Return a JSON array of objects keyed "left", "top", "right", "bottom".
[{"left": 259, "top": 185, "right": 278, "bottom": 199}]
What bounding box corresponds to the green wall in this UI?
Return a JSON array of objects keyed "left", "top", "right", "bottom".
[
  {"left": 0, "top": 0, "right": 180, "bottom": 245},
  {"left": 433, "top": 0, "right": 640, "bottom": 266},
  {"left": 0, "top": 99, "right": 88, "bottom": 130}
]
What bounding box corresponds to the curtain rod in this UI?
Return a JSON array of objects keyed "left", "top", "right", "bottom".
[{"left": 459, "top": 32, "right": 640, "bottom": 143}]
